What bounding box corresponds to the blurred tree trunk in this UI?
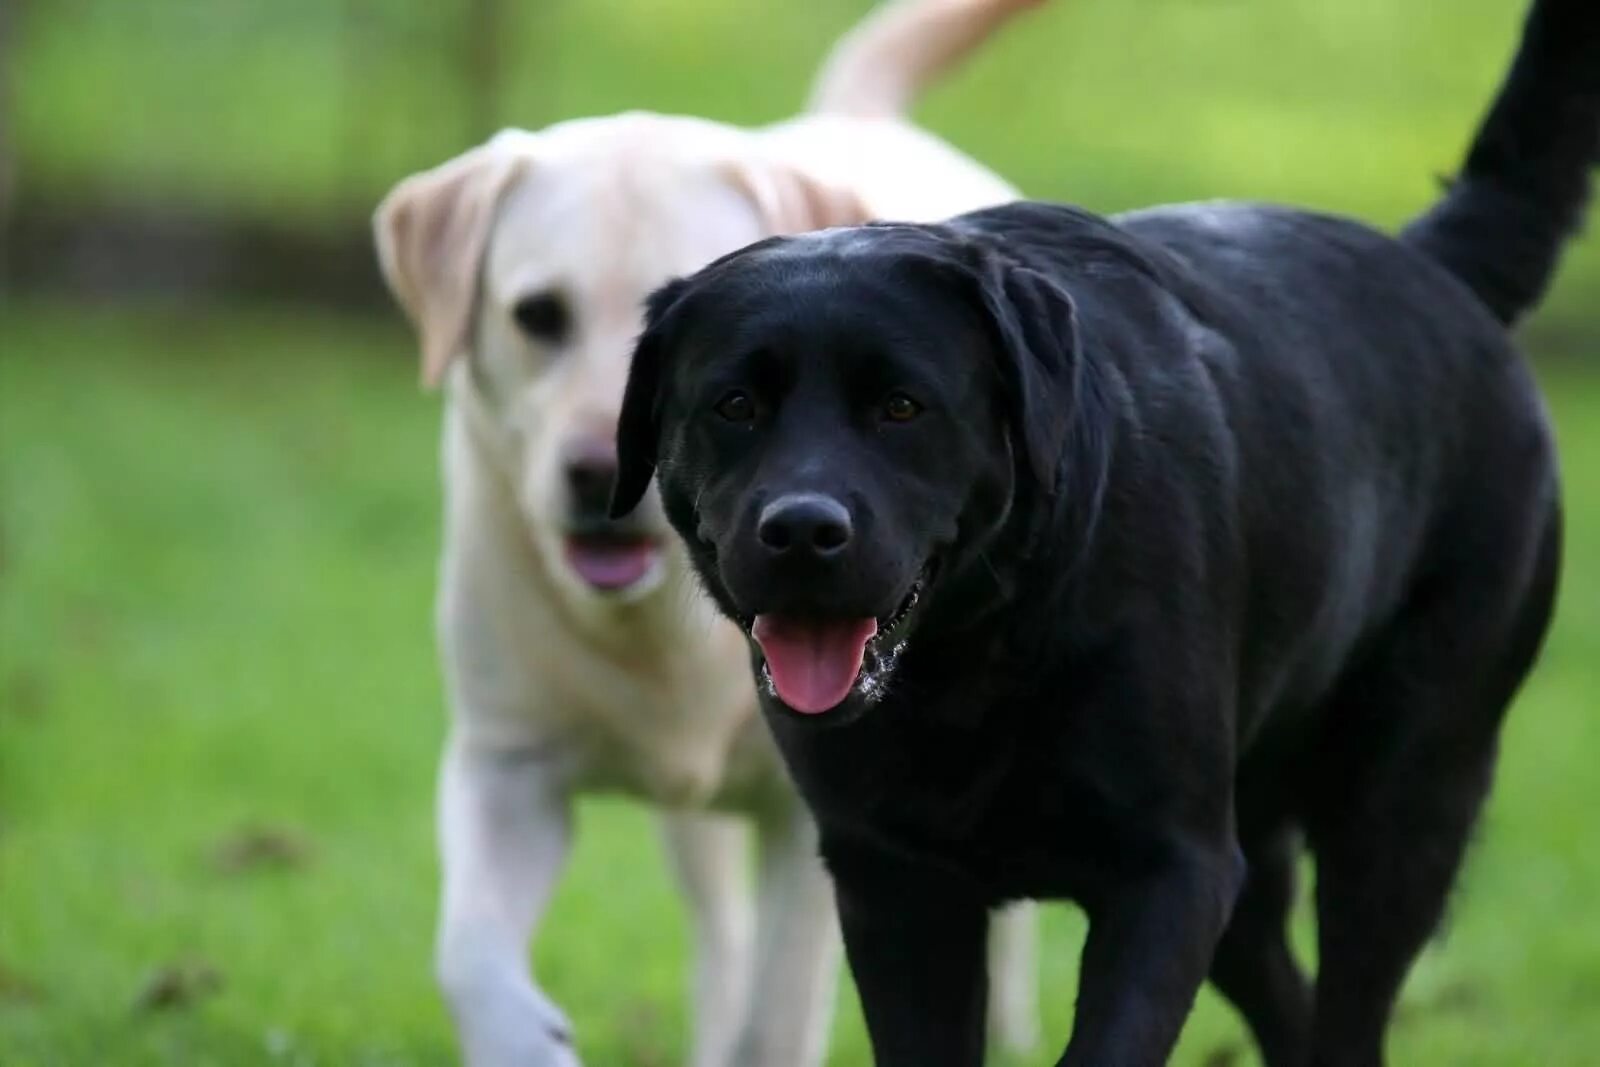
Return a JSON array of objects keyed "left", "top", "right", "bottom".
[
  {"left": 463, "top": 0, "right": 505, "bottom": 143},
  {"left": 0, "top": 0, "right": 19, "bottom": 290}
]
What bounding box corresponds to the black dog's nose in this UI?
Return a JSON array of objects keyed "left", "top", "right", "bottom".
[{"left": 758, "top": 493, "right": 852, "bottom": 556}]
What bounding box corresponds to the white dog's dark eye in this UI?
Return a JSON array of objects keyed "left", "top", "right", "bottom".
[
  {"left": 714, "top": 390, "right": 756, "bottom": 423},
  {"left": 512, "top": 291, "right": 570, "bottom": 343},
  {"left": 882, "top": 392, "right": 923, "bottom": 423}
]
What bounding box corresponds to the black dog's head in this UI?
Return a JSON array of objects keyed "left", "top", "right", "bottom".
[{"left": 611, "top": 223, "right": 1091, "bottom": 721}]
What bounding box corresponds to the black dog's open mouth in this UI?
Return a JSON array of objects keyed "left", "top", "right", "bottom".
[{"left": 745, "top": 562, "right": 934, "bottom": 715}]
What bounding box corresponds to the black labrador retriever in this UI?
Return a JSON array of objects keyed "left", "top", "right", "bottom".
[{"left": 611, "top": 1, "right": 1597, "bottom": 1063}]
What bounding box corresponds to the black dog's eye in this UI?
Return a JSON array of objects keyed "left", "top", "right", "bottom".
[
  {"left": 881, "top": 392, "right": 923, "bottom": 423},
  {"left": 512, "top": 291, "right": 570, "bottom": 343},
  {"left": 714, "top": 390, "right": 757, "bottom": 423}
]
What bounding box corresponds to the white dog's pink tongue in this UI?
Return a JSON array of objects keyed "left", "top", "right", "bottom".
[
  {"left": 752, "top": 615, "right": 877, "bottom": 714},
  {"left": 565, "top": 539, "right": 658, "bottom": 590}
]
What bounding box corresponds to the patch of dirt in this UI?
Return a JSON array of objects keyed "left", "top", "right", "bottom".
[
  {"left": 2, "top": 670, "right": 50, "bottom": 722},
  {"left": 1199, "top": 1041, "right": 1244, "bottom": 1067},
  {"left": 1426, "top": 979, "right": 1487, "bottom": 1015},
  {"left": 208, "top": 823, "right": 315, "bottom": 875},
  {"left": 0, "top": 961, "right": 44, "bottom": 1004},
  {"left": 1394, "top": 978, "right": 1489, "bottom": 1026},
  {"left": 133, "top": 958, "right": 224, "bottom": 1012},
  {"left": 617, "top": 1001, "right": 671, "bottom": 1067}
]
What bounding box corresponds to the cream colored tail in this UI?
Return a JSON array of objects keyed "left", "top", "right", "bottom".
[{"left": 807, "top": 0, "right": 1047, "bottom": 119}]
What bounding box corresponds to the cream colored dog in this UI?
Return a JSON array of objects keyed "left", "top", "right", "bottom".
[{"left": 374, "top": 3, "right": 1047, "bottom": 1065}]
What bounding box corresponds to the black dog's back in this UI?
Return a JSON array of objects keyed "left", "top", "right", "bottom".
[
  {"left": 937, "top": 0, "right": 1597, "bottom": 731},
  {"left": 927, "top": 185, "right": 1561, "bottom": 792}
]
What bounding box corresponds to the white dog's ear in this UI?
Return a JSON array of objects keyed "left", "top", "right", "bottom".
[
  {"left": 373, "top": 142, "right": 532, "bottom": 388},
  {"left": 719, "top": 156, "right": 873, "bottom": 236}
]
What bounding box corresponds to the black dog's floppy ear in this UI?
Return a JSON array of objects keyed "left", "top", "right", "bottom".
[
  {"left": 611, "top": 278, "right": 690, "bottom": 519},
  {"left": 974, "top": 259, "right": 1082, "bottom": 488}
]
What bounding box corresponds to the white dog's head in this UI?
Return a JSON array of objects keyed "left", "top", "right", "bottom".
[{"left": 375, "top": 113, "right": 870, "bottom": 607}]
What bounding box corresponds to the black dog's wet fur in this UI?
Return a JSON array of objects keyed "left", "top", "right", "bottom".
[{"left": 612, "top": 2, "right": 1598, "bottom": 1064}]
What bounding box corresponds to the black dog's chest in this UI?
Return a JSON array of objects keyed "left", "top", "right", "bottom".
[{"left": 781, "top": 703, "right": 1155, "bottom": 905}]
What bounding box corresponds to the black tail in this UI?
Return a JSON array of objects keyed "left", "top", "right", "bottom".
[{"left": 1401, "top": 0, "right": 1600, "bottom": 326}]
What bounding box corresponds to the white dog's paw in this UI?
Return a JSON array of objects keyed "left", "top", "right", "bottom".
[{"left": 455, "top": 987, "right": 582, "bottom": 1067}]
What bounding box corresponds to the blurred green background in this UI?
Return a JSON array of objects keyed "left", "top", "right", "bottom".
[{"left": 1, "top": 1, "right": 1596, "bottom": 1065}]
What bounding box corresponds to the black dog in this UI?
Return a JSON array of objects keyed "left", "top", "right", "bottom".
[{"left": 612, "top": 2, "right": 1597, "bottom": 1063}]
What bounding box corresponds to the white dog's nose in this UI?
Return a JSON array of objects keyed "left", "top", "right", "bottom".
[{"left": 562, "top": 436, "right": 619, "bottom": 517}]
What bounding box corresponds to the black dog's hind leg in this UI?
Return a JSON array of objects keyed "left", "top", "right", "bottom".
[
  {"left": 1307, "top": 514, "right": 1559, "bottom": 1067},
  {"left": 1307, "top": 731, "right": 1494, "bottom": 1067},
  {"left": 831, "top": 851, "right": 991, "bottom": 1067},
  {"left": 1207, "top": 826, "right": 1313, "bottom": 1067}
]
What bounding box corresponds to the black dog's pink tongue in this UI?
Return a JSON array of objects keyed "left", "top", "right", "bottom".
[{"left": 751, "top": 615, "right": 878, "bottom": 714}]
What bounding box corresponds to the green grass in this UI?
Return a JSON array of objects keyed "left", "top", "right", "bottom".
[
  {"left": 2, "top": 300, "right": 1600, "bottom": 1066},
  {"left": 6, "top": 0, "right": 1600, "bottom": 1061},
  {"left": 12, "top": 0, "right": 1600, "bottom": 336}
]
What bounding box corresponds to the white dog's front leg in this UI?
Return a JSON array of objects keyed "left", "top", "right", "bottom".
[
  {"left": 987, "top": 900, "right": 1041, "bottom": 1054},
  {"left": 437, "top": 733, "right": 580, "bottom": 1067},
  {"left": 736, "top": 803, "right": 840, "bottom": 1067},
  {"left": 659, "top": 811, "right": 756, "bottom": 1067}
]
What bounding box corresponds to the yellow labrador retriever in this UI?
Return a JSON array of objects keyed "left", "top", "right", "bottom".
[{"left": 374, "top": 3, "right": 1045, "bottom": 1065}]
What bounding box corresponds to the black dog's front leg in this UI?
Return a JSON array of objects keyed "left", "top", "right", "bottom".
[
  {"left": 831, "top": 849, "right": 991, "bottom": 1067},
  {"left": 1060, "top": 845, "right": 1244, "bottom": 1067}
]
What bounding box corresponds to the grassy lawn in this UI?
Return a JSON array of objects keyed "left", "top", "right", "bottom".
[
  {"left": 5, "top": 2, "right": 1600, "bottom": 1060},
  {"left": 1, "top": 298, "right": 1598, "bottom": 1066}
]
